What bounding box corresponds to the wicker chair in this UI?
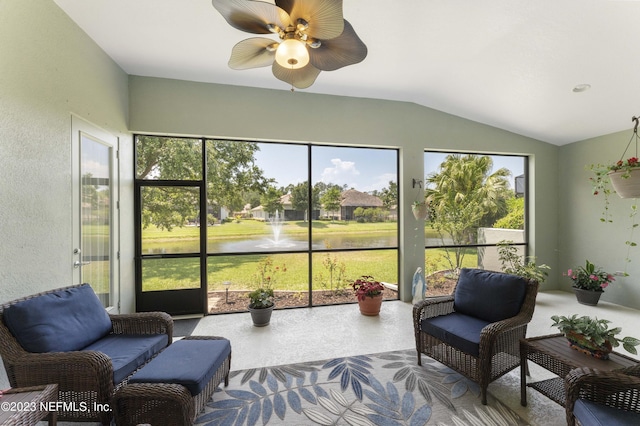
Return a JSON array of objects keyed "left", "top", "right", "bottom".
[
  {"left": 565, "top": 365, "right": 640, "bottom": 425},
  {"left": 413, "top": 268, "right": 539, "bottom": 405},
  {"left": 0, "top": 284, "right": 173, "bottom": 425}
]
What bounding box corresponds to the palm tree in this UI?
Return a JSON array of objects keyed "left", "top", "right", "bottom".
[{"left": 425, "top": 154, "right": 511, "bottom": 270}]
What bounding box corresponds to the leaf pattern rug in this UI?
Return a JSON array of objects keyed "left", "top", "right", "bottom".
[{"left": 196, "top": 348, "right": 528, "bottom": 426}]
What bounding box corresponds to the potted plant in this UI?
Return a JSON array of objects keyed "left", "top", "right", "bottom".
[
  {"left": 411, "top": 200, "right": 429, "bottom": 220},
  {"left": 564, "top": 260, "right": 615, "bottom": 306},
  {"left": 248, "top": 288, "right": 275, "bottom": 327},
  {"left": 352, "top": 275, "right": 384, "bottom": 316},
  {"left": 551, "top": 314, "right": 639, "bottom": 359},
  {"left": 497, "top": 241, "right": 550, "bottom": 283}
]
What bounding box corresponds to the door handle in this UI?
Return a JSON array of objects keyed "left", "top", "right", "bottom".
[{"left": 73, "top": 260, "right": 91, "bottom": 268}]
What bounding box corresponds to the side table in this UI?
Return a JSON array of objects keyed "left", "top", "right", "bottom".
[
  {"left": 520, "top": 334, "right": 639, "bottom": 407},
  {"left": 0, "top": 384, "right": 58, "bottom": 426}
]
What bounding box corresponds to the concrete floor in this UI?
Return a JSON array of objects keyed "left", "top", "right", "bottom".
[
  {"left": 2, "top": 290, "right": 638, "bottom": 425},
  {"left": 189, "top": 290, "right": 640, "bottom": 426}
]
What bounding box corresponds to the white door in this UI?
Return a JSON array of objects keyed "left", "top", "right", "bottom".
[{"left": 71, "top": 115, "right": 119, "bottom": 312}]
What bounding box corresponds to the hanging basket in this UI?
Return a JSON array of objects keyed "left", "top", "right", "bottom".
[
  {"left": 411, "top": 203, "right": 429, "bottom": 220},
  {"left": 608, "top": 168, "right": 640, "bottom": 199}
]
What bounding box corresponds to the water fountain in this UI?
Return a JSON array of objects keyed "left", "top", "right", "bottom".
[
  {"left": 269, "top": 210, "right": 283, "bottom": 245},
  {"left": 255, "top": 210, "right": 296, "bottom": 249}
]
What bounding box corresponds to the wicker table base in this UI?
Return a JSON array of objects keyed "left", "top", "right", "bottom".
[
  {"left": 520, "top": 334, "right": 639, "bottom": 407},
  {"left": 0, "top": 384, "right": 58, "bottom": 426}
]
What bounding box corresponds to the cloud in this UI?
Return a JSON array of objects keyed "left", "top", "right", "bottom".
[
  {"left": 320, "top": 158, "right": 360, "bottom": 185},
  {"left": 359, "top": 172, "right": 396, "bottom": 193}
]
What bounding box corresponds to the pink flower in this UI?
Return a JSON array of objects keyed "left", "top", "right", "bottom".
[
  {"left": 607, "top": 274, "right": 615, "bottom": 282},
  {"left": 601, "top": 282, "right": 609, "bottom": 289},
  {"left": 567, "top": 269, "right": 573, "bottom": 276},
  {"left": 590, "top": 274, "right": 598, "bottom": 281}
]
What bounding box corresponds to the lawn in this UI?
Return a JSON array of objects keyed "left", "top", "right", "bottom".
[{"left": 139, "top": 220, "right": 478, "bottom": 292}]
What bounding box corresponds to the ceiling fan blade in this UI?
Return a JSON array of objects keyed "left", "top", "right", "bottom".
[
  {"left": 309, "top": 20, "right": 367, "bottom": 71},
  {"left": 276, "top": 0, "right": 344, "bottom": 40},
  {"left": 229, "top": 38, "right": 276, "bottom": 70},
  {"left": 212, "top": 0, "right": 291, "bottom": 34},
  {"left": 272, "top": 62, "right": 321, "bottom": 89}
]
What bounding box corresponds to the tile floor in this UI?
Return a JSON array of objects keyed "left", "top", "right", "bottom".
[{"left": 188, "top": 290, "right": 640, "bottom": 426}]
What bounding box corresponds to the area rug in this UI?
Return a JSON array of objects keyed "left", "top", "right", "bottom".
[{"left": 195, "top": 349, "right": 528, "bottom": 425}]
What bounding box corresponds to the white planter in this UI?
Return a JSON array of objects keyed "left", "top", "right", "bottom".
[
  {"left": 411, "top": 203, "right": 429, "bottom": 220},
  {"left": 608, "top": 169, "right": 640, "bottom": 199}
]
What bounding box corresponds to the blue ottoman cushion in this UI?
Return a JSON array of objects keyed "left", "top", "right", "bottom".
[
  {"left": 454, "top": 268, "right": 527, "bottom": 323},
  {"left": 3, "top": 284, "right": 112, "bottom": 353},
  {"left": 82, "top": 334, "right": 169, "bottom": 384},
  {"left": 129, "top": 338, "right": 231, "bottom": 396},
  {"left": 421, "top": 312, "right": 490, "bottom": 357},
  {"left": 574, "top": 399, "right": 640, "bottom": 426}
]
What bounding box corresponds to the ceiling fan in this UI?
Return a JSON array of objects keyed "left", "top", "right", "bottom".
[{"left": 211, "top": 0, "right": 368, "bottom": 90}]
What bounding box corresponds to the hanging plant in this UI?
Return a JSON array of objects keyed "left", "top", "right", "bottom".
[
  {"left": 411, "top": 200, "right": 429, "bottom": 221},
  {"left": 588, "top": 116, "right": 640, "bottom": 266}
]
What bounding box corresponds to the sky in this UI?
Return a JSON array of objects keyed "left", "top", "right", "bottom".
[
  {"left": 254, "top": 143, "right": 398, "bottom": 193},
  {"left": 254, "top": 143, "right": 525, "bottom": 194}
]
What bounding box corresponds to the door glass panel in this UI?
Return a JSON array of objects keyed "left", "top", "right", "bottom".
[
  {"left": 141, "top": 258, "right": 201, "bottom": 291},
  {"left": 140, "top": 186, "right": 200, "bottom": 254},
  {"left": 81, "top": 134, "right": 112, "bottom": 307}
]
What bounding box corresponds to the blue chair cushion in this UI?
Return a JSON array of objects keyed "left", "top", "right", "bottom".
[
  {"left": 3, "top": 284, "right": 112, "bottom": 353},
  {"left": 82, "top": 334, "right": 169, "bottom": 384},
  {"left": 129, "top": 338, "right": 231, "bottom": 396},
  {"left": 453, "top": 268, "right": 527, "bottom": 323},
  {"left": 421, "top": 312, "right": 490, "bottom": 357},
  {"left": 574, "top": 399, "right": 640, "bottom": 426}
]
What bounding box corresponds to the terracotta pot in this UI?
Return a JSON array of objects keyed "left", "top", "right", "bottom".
[
  {"left": 608, "top": 168, "right": 640, "bottom": 199},
  {"left": 572, "top": 287, "right": 603, "bottom": 306},
  {"left": 357, "top": 294, "right": 383, "bottom": 316},
  {"left": 565, "top": 330, "right": 612, "bottom": 360}
]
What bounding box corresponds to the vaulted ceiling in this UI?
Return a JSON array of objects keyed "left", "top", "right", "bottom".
[{"left": 54, "top": 0, "right": 640, "bottom": 145}]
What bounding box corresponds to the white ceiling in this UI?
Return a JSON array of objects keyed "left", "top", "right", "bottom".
[{"left": 54, "top": 0, "right": 640, "bottom": 145}]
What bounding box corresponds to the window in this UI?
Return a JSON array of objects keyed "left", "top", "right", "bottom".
[
  {"left": 135, "top": 136, "right": 399, "bottom": 314},
  {"left": 423, "top": 152, "right": 527, "bottom": 297}
]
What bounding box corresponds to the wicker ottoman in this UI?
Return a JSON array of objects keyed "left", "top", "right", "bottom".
[{"left": 113, "top": 336, "right": 231, "bottom": 426}]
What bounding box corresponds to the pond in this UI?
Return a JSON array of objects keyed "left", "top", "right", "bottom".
[{"left": 142, "top": 233, "right": 399, "bottom": 254}]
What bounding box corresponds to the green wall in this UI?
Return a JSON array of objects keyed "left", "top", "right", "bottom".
[
  {"left": 129, "top": 76, "right": 560, "bottom": 299},
  {"left": 0, "top": 0, "right": 134, "bottom": 312},
  {"left": 559, "top": 132, "right": 640, "bottom": 308}
]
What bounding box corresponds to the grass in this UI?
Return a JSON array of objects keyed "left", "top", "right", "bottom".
[{"left": 138, "top": 220, "right": 478, "bottom": 292}]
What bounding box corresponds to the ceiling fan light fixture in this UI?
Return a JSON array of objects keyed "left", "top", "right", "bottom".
[{"left": 275, "top": 38, "right": 309, "bottom": 69}]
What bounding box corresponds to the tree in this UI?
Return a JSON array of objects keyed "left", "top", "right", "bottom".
[
  {"left": 379, "top": 181, "right": 398, "bottom": 211},
  {"left": 290, "top": 181, "right": 320, "bottom": 221},
  {"left": 426, "top": 154, "right": 511, "bottom": 269},
  {"left": 321, "top": 187, "right": 342, "bottom": 221},
  {"left": 260, "top": 186, "right": 284, "bottom": 215},
  {"left": 493, "top": 197, "right": 524, "bottom": 229},
  {"left": 136, "top": 136, "right": 272, "bottom": 229}
]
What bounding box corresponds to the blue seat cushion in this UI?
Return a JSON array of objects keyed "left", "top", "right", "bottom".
[
  {"left": 3, "top": 284, "right": 112, "bottom": 353},
  {"left": 453, "top": 268, "right": 527, "bottom": 323},
  {"left": 421, "top": 312, "right": 490, "bottom": 357},
  {"left": 129, "top": 338, "right": 231, "bottom": 396},
  {"left": 574, "top": 399, "right": 640, "bottom": 426},
  {"left": 82, "top": 334, "right": 169, "bottom": 384}
]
